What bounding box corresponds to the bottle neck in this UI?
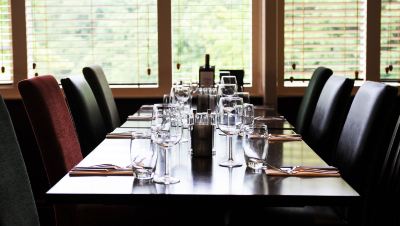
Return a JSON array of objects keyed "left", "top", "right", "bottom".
[{"left": 205, "top": 54, "right": 210, "bottom": 69}]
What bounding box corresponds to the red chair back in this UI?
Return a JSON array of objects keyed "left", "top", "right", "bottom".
[{"left": 18, "top": 75, "right": 83, "bottom": 186}]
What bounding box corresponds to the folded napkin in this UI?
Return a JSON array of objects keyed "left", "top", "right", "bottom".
[
  {"left": 69, "top": 165, "right": 133, "bottom": 176},
  {"left": 265, "top": 167, "right": 340, "bottom": 177},
  {"left": 268, "top": 134, "right": 302, "bottom": 142},
  {"left": 127, "top": 115, "right": 152, "bottom": 121},
  {"left": 106, "top": 131, "right": 151, "bottom": 139},
  {"left": 106, "top": 132, "right": 133, "bottom": 139},
  {"left": 254, "top": 116, "right": 285, "bottom": 121}
]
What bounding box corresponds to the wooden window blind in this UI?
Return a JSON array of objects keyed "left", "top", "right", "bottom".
[
  {"left": 172, "top": 0, "right": 252, "bottom": 85},
  {"left": 284, "top": 0, "right": 366, "bottom": 84},
  {"left": 26, "top": 0, "right": 158, "bottom": 85},
  {"left": 0, "top": 0, "right": 12, "bottom": 84},
  {"left": 381, "top": 0, "right": 400, "bottom": 81}
]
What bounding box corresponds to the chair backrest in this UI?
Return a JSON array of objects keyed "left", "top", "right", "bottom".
[
  {"left": 366, "top": 115, "right": 400, "bottom": 226},
  {"left": 307, "top": 76, "right": 354, "bottom": 164},
  {"left": 18, "top": 75, "right": 83, "bottom": 186},
  {"left": 296, "top": 67, "right": 333, "bottom": 135},
  {"left": 380, "top": 115, "right": 400, "bottom": 188},
  {"left": 83, "top": 65, "right": 120, "bottom": 132},
  {"left": 334, "top": 81, "right": 398, "bottom": 195},
  {"left": 61, "top": 75, "right": 107, "bottom": 156},
  {"left": 0, "top": 95, "right": 40, "bottom": 226}
]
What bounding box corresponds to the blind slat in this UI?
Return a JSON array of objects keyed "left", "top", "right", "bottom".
[
  {"left": 380, "top": 0, "right": 400, "bottom": 81},
  {"left": 26, "top": 0, "right": 158, "bottom": 85},
  {"left": 284, "top": 0, "right": 366, "bottom": 81},
  {"left": 0, "top": 0, "right": 13, "bottom": 83}
]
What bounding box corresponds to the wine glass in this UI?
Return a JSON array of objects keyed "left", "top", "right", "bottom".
[
  {"left": 220, "top": 75, "right": 237, "bottom": 85},
  {"left": 173, "top": 83, "right": 191, "bottom": 142},
  {"left": 217, "top": 96, "right": 243, "bottom": 167},
  {"left": 151, "top": 104, "right": 183, "bottom": 184},
  {"left": 163, "top": 94, "right": 172, "bottom": 104},
  {"left": 235, "top": 91, "right": 250, "bottom": 103},
  {"left": 173, "top": 83, "right": 191, "bottom": 108},
  {"left": 217, "top": 83, "right": 237, "bottom": 97}
]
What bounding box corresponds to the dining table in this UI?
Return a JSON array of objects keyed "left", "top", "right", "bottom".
[{"left": 46, "top": 105, "right": 359, "bottom": 212}]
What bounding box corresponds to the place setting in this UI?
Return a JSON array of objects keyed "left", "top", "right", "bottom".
[{"left": 242, "top": 124, "right": 339, "bottom": 177}]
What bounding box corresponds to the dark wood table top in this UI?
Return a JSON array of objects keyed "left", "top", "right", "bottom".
[{"left": 47, "top": 114, "right": 359, "bottom": 207}]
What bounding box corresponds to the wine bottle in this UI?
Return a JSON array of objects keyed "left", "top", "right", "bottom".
[{"left": 199, "top": 54, "right": 215, "bottom": 88}]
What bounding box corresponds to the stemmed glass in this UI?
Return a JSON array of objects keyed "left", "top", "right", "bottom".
[
  {"left": 235, "top": 91, "right": 250, "bottom": 103},
  {"left": 217, "top": 83, "right": 237, "bottom": 97},
  {"left": 221, "top": 75, "right": 237, "bottom": 85},
  {"left": 163, "top": 94, "right": 172, "bottom": 104},
  {"left": 151, "top": 104, "right": 183, "bottom": 184},
  {"left": 173, "top": 83, "right": 191, "bottom": 109},
  {"left": 217, "top": 96, "right": 243, "bottom": 167},
  {"left": 173, "top": 83, "right": 191, "bottom": 142}
]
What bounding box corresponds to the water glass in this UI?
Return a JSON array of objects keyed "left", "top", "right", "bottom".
[
  {"left": 242, "top": 124, "right": 269, "bottom": 173},
  {"left": 130, "top": 134, "right": 158, "bottom": 180},
  {"left": 242, "top": 103, "right": 255, "bottom": 133}
]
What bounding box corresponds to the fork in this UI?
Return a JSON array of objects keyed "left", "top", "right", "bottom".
[
  {"left": 264, "top": 162, "right": 294, "bottom": 174},
  {"left": 73, "top": 164, "right": 130, "bottom": 171},
  {"left": 264, "top": 163, "right": 339, "bottom": 174}
]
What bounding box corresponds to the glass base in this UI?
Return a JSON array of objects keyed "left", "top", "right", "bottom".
[
  {"left": 219, "top": 160, "right": 242, "bottom": 168},
  {"left": 153, "top": 175, "right": 180, "bottom": 185},
  {"left": 133, "top": 169, "right": 154, "bottom": 180}
]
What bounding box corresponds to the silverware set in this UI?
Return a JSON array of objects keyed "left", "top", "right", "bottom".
[{"left": 265, "top": 162, "right": 339, "bottom": 175}]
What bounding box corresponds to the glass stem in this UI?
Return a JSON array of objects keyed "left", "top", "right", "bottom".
[
  {"left": 228, "top": 135, "right": 233, "bottom": 161},
  {"left": 164, "top": 147, "right": 170, "bottom": 178}
]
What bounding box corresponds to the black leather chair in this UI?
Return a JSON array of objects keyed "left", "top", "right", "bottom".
[
  {"left": 276, "top": 81, "right": 396, "bottom": 225},
  {"left": 296, "top": 67, "right": 333, "bottom": 135},
  {"left": 61, "top": 75, "right": 107, "bottom": 157},
  {"left": 307, "top": 76, "right": 354, "bottom": 164},
  {"left": 83, "top": 65, "right": 121, "bottom": 133},
  {"left": 0, "top": 95, "right": 40, "bottom": 226},
  {"left": 334, "top": 81, "right": 398, "bottom": 196},
  {"left": 366, "top": 115, "right": 400, "bottom": 226}
]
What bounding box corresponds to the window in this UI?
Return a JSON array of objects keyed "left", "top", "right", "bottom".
[
  {"left": 381, "top": 0, "right": 400, "bottom": 81},
  {"left": 0, "top": 0, "right": 13, "bottom": 84},
  {"left": 284, "top": 0, "right": 366, "bottom": 85},
  {"left": 171, "top": 0, "right": 252, "bottom": 85},
  {"left": 26, "top": 0, "right": 158, "bottom": 85}
]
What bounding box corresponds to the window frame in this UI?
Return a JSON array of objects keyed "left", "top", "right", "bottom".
[
  {"left": 276, "top": 0, "right": 389, "bottom": 97},
  {"left": 0, "top": 0, "right": 263, "bottom": 99},
  {"left": 2, "top": 0, "right": 396, "bottom": 99}
]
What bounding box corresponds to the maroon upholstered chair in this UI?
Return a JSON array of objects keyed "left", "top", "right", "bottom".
[
  {"left": 18, "top": 76, "right": 133, "bottom": 226},
  {"left": 18, "top": 75, "right": 82, "bottom": 186}
]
